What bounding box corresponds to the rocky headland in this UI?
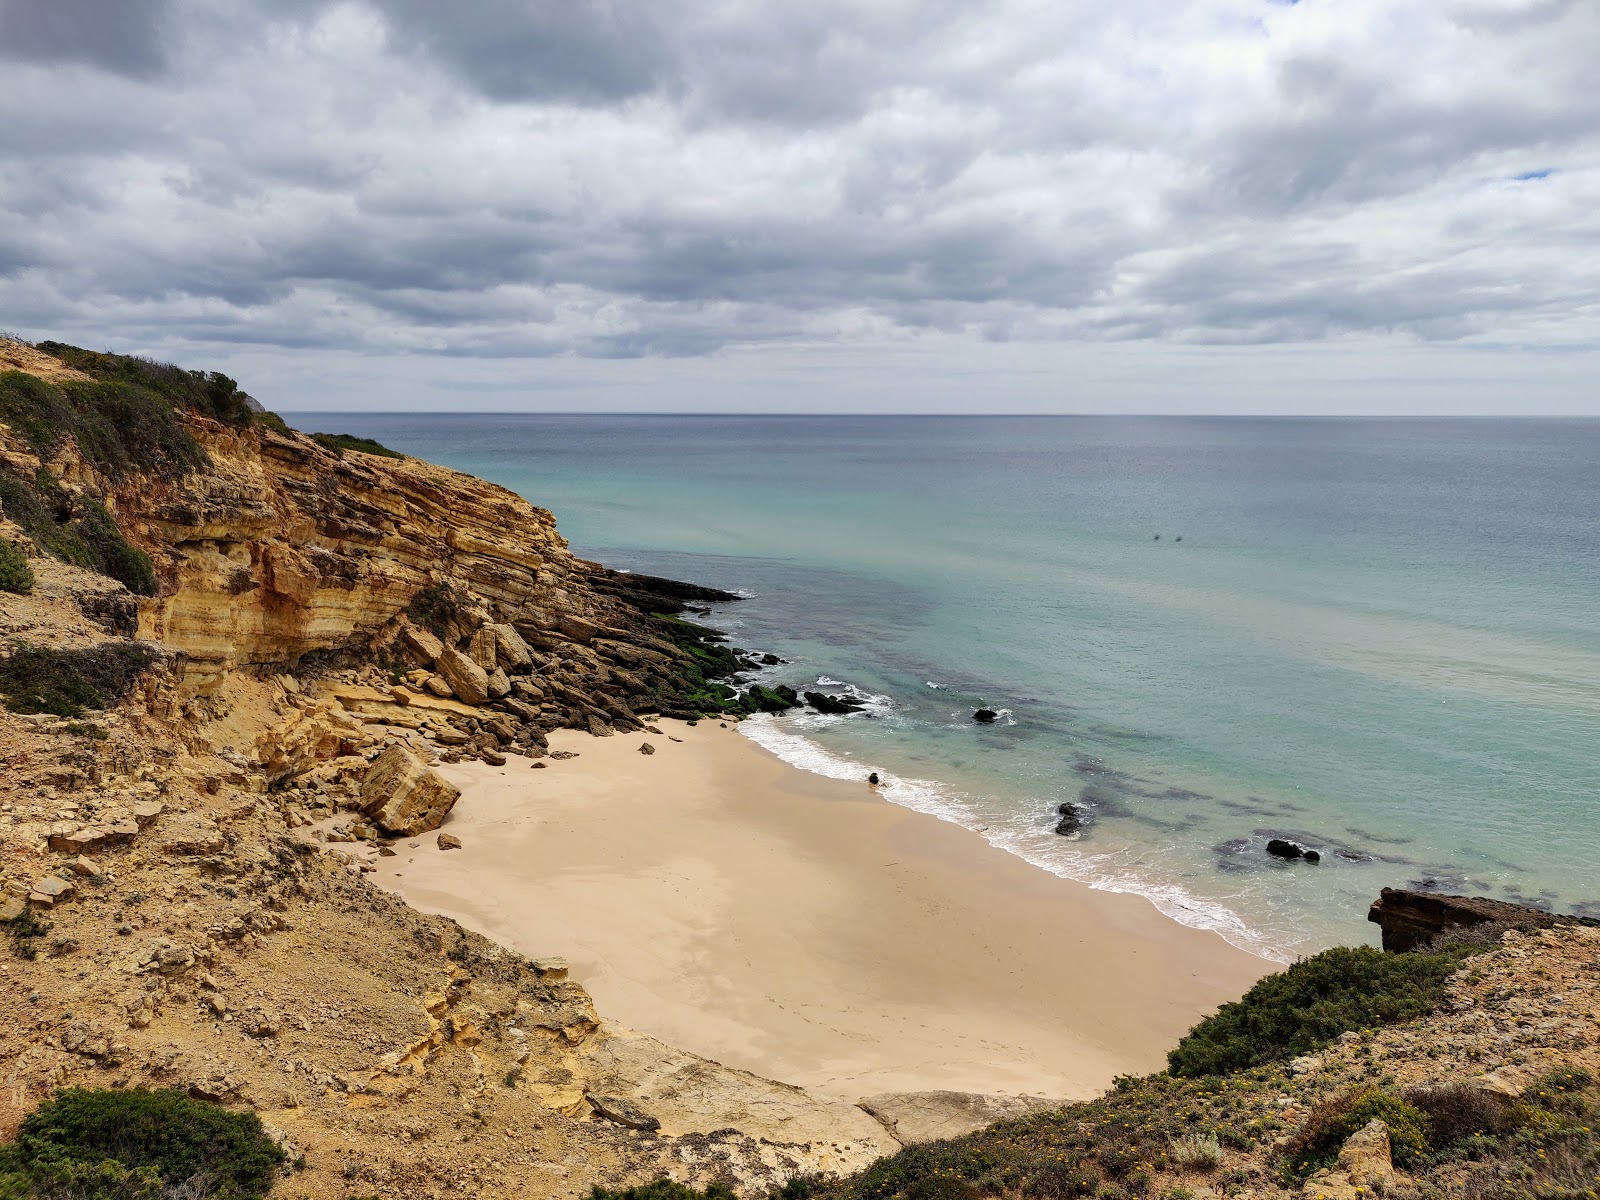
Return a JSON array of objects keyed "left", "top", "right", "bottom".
[{"left": 2, "top": 338, "right": 1597, "bottom": 1200}]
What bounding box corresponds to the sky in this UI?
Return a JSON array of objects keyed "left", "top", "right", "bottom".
[{"left": 0, "top": 0, "right": 1596, "bottom": 414}]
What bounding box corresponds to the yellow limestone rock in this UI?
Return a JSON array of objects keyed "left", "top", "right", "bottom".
[
  {"left": 359, "top": 745, "right": 461, "bottom": 836},
  {"left": 434, "top": 647, "right": 489, "bottom": 706}
]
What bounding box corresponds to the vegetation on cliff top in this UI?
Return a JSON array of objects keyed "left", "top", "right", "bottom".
[
  {"left": 310, "top": 431, "right": 405, "bottom": 459},
  {"left": 1165, "top": 943, "right": 1475, "bottom": 1077},
  {"left": 0, "top": 341, "right": 297, "bottom": 594},
  {"left": 0, "top": 1087, "right": 285, "bottom": 1200}
]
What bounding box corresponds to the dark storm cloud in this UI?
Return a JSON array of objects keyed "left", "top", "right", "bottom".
[
  {"left": 0, "top": 0, "right": 1595, "bottom": 388},
  {"left": 0, "top": 0, "right": 172, "bottom": 78}
]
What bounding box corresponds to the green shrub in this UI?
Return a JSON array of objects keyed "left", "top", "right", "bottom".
[
  {"left": 0, "top": 370, "right": 206, "bottom": 480},
  {"left": 0, "top": 468, "right": 157, "bottom": 595},
  {"left": 406, "top": 583, "right": 466, "bottom": 640},
  {"left": 1167, "top": 944, "right": 1472, "bottom": 1076},
  {"left": 0, "top": 641, "right": 157, "bottom": 717},
  {"left": 1403, "top": 1084, "right": 1515, "bottom": 1154},
  {"left": 1278, "top": 1089, "right": 1430, "bottom": 1180},
  {"left": 0, "top": 1087, "right": 283, "bottom": 1200},
  {"left": 0, "top": 540, "right": 32, "bottom": 593},
  {"left": 310, "top": 432, "right": 404, "bottom": 459},
  {"left": 589, "top": 1181, "right": 737, "bottom": 1200}
]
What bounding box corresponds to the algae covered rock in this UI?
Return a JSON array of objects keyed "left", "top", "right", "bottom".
[{"left": 360, "top": 745, "right": 461, "bottom": 836}]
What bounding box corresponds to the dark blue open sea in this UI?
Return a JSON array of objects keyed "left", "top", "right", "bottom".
[{"left": 306, "top": 413, "right": 1600, "bottom": 958}]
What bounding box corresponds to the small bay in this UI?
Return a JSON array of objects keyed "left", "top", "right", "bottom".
[{"left": 311, "top": 412, "right": 1600, "bottom": 957}]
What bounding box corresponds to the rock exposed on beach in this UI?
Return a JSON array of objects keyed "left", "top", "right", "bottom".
[
  {"left": 972, "top": 708, "right": 1000, "bottom": 723},
  {"left": 638, "top": 742, "right": 655, "bottom": 755},
  {"left": 1053, "top": 803, "right": 1085, "bottom": 836},
  {"left": 804, "top": 691, "right": 866, "bottom": 715},
  {"left": 435, "top": 647, "right": 490, "bottom": 706},
  {"left": 437, "top": 832, "right": 462, "bottom": 850},
  {"left": 359, "top": 745, "right": 461, "bottom": 837}
]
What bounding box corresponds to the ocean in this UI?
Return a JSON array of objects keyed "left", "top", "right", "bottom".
[{"left": 305, "top": 413, "right": 1600, "bottom": 959}]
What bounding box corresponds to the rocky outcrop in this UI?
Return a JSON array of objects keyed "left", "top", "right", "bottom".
[
  {"left": 858, "top": 1091, "right": 1055, "bottom": 1145},
  {"left": 358, "top": 745, "right": 461, "bottom": 836},
  {"left": 1366, "top": 887, "right": 1585, "bottom": 952}
]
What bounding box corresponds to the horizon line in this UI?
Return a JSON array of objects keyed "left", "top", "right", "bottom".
[{"left": 271, "top": 409, "right": 1600, "bottom": 419}]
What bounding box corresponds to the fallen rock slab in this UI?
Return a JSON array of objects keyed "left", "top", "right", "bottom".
[
  {"left": 360, "top": 745, "right": 461, "bottom": 837},
  {"left": 857, "top": 1091, "right": 1057, "bottom": 1145}
]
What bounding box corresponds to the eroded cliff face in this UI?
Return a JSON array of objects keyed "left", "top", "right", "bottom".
[
  {"left": 110, "top": 417, "right": 673, "bottom": 700},
  {"left": 0, "top": 343, "right": 907, "bottom": 1197}
]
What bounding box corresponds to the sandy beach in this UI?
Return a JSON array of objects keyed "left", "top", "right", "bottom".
[{"left": 369, "top": 719, "right": 1271, "bottom": 1103}]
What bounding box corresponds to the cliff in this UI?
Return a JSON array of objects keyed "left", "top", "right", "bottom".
[{"left": 0, "top": 340, "right": 898, "bottom": 1197}]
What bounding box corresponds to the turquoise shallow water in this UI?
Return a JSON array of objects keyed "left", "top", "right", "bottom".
[{"left": 306, "top": 413, "right": 1600, "bottom": 958}]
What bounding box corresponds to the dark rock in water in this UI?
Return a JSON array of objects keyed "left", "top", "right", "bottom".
[
  {"left": 760, "top": 653, "right": 783, "bottom": 665},
  {"left": 1367, "top": 886, "right": 1597, "bottom": 953},
  {"left": 805, "top": 691, "right": 866, "bottom": 714},
  {"left": 1266, "top": 838, "right": 1306, "bottom": 861},
  {"left": 743, "top": 684, "right": 801, "bottom": 713},
  {"left": 1053, "top": 802, "right": 1085, "bottom": 836},
  {"left": 1302, "top": 849, "right": 1321, "bottom": 863},
  {"left": 972, "top": 708, "right": 1000, "bottom": 723},
  {"left": 868, "top": 772, "right": 880, "bottom": 785}
]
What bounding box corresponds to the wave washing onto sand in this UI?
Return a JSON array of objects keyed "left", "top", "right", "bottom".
[{"left": 738, "top": 714, "right": 1284, "bottom": 963}]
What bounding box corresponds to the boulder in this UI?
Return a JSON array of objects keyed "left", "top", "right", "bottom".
[
  {"left": 435, "top": 647, "right": 490, "bottom": 706},
  {"left": 491, "top": 623, "right": 534, "bottom": 672},
  {"left": 400, "top": 624, "right": 445, "bottom": 666},
  {"left": 972, "top": 708, "right": 999, "bottom": 723},
  {"left": 638, "top": 743, "right": 656, "bottom": 756},
  {"left": 804, "top": 691, "right": 866, "bottom": 715},
  {"left": 437, "top": 832, "right": 462, "bottom": 850},
  {"left": 359, "top": 745, "right": 462, "bottom": 837},
  {"left": 587, "top": 715, "right": 614, "bottom": 737},
  {"left": 1365, "top": 887, "right": 1580, "bottom": 952},
  {"left": 1053, "top": 803, "right": 1084, "bottom": 836},
  {"left": 1302, "top": 1119, "right": 1400, "bottom": 1200},
  {"left": 486, "top": 666, "right": 511, "bottom": 700},
  {"left": 467, "top": 625, "right": 498, "bottom": 670},
  {"left": 1267, "top": 838, "right": 1305, "bottom": 861},
  {"left": 423, "top": 673, "right": 454, "bottom": 698}
]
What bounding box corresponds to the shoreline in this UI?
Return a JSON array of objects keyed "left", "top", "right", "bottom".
[{"left": 368, "top": 717, "right": 1271, "bottom": 1103}]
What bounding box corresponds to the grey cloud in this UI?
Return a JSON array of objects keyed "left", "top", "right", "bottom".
[
  {"left": 0, "top": 0, "right": 1596, "bottom": 392},
  {"left": 0, "top": 0, "right": 172, "bottom": 77}
]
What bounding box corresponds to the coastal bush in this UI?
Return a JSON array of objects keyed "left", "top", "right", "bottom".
[
  {"left": 588, "top": 1181, "right": 738, "bottom": 1200},
  {"left": 1277, "top": 1089, "right": 1430, "bottom": 1180},
  {"left": 310, "top": 432, "right": 405, "bottom": 459},
  {"left": 0, "top": 539, "right": 33, "bottom": 593},
  {"left": 0, "top": 1087, "right": 284, "bottom": 1200},
  {"left": 406, "top": 583, "right": 467, "bottom": 640},
  {"left": 1166, "top": 1133, "right": 1223, "bottom": 1172},
  {"left": 0, "top": 369, "right": 207, "bottom": 480},
  {"left": 1402, "top": 1084, "right": 1516, "bottom": 1155},
  {"left": 0, "top": 640, "right": 158, "bottom": 717},
  {"left": 0, "top": 466, "right": 159, "bottom": 595},
  {"left": 36, "top": 343, "right": 262, "bottom": 430},
  {"left": 1166, "top": 944, "right": 1473, "bottom": 1077}
]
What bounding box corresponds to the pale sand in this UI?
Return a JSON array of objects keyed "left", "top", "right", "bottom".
[{"left": 370, "top": 719, "right": 1271, "bottom": 1103}]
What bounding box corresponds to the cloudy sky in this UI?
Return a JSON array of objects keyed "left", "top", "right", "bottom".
[{"left": 1, "top": 0, "right": 1596, "bottom": 413}]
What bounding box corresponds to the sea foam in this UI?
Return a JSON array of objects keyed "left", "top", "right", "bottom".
[{"left": 738, "top": 714, "right": 1284, "bottom": 962}]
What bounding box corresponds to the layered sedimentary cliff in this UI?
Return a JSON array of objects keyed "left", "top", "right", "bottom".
[{"left": 0, "top": 341, "right": 905, "bottom": 1197}]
